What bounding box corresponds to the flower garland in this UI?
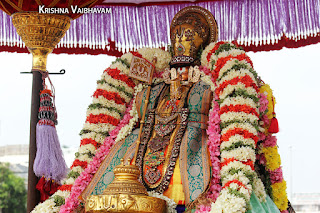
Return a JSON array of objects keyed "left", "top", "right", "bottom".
[
  {"left": 32, "top": 44, "right": 288, "bottom": 213},
  {"left": 204, "top": 92, "right": 221, "bottom": 202},
  {"left": 148, "top": 191, "right": 177, "bottom": 213},
  {"left": 258, "top": 84, "right": 289, "bottom": 213},
  {"left": 114, "top": 83, "right": 146, "bottom": 143},
  {"left": 60, "top": 95, "right": 138, "bottom": 212},
  {"left": 32, "top": 48, "right": 171, "bottom": 213},
  {"left": 201, "top": 41, "right": 268, "bottom": 213},
  {"left": 31, "top": 53, "right": 136, "bottom": 213},
  {"left": 195, "top": 91, "right": 221, "bottom": 213}
]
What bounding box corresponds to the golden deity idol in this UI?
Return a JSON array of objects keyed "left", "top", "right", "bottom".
[{"left": 84, "top": 6, "right": 218, "bottom": 213}]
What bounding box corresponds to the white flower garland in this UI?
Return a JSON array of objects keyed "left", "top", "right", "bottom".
[
  {"left": 137, "top": 48, "right": 172, "bottom": 71},
  {"left": 220, "top": 136, "right": 256, "bottom": 150},
  {"left": 32, "top": 198, "right": 60, "bottom": 213},
  {"left": 220, "top": 96, "right": 257, "bottom": 108},
  {"left": 200, "top": 42, "right": 217, "bottom": 68},
  {"left": 220, "top": 112, "right": 259, "bottom": 124},
  {"left": 221, "top": 122, "right": 258, "bottom": 136},
  {"left": 82, "top": 123, "right": 115, "bottom": 133},
  {"left": 78, "top": 144, "right": 96, "bottom": 155},
  {"left": 114, "top": 83, "right": 147, "bottom": 143},
  {"left": 91, "top": 96, "right": 126, "bottom": 111},
  {"left": 218, "top": 68, "right": 259, "bottom": 86},
  {"left": 148, "top": 191, "right": 177, "bottom": 213},
  {"left": 110, "top": 61, "right": 130, "bottom": 75},
  {"left": 96, "top": 83, "right": 132, "bottom": 103},
  {"left": 253, "top": 176, "right": 267, "bottom": 202},
  {"left": 200, "top": 42, "right": 269, "bottom": 213},
  {"left": 221, "top": 147, "right": 256, "bottom": 162},
  {"left": 199, "top": 69, "right": 216, "bottom": 93},
  {"left": 86, "top": 108, "right": 122, "bottom": 119}
]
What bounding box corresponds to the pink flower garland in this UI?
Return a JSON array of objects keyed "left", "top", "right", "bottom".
[
  {"left": 195, "top": 67, "right": 221, "bottom": 213},
  {"left": 264, "top": 135, "right": 278, "bottom": 147},
  {"left": 269, "top": 167, "right": 284, "bottom": 184},
  {"left": 195, "top": 205, "right": 211, "bottom": 213},
  {"left": 205, "top": 94, "right": 222, "bottom": 201},
  {"left": 59, "top": 99, "right": 135, "bottom": 213},
  {"left": 201, "top": 65, "right": 215, "bottom": 83},
  {"left": 257, "top": 94, "right": 269, "bottom": 165},
  {"left": 259, "top": 93, "right": 269, "bottom": 113}
]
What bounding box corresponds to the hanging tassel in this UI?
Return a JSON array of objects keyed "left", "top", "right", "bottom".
[
  {"left": 268, "top": 96, "right": 279, "bottom": 133},
  {"left": 269, "top": 112, "right": 279, "bottom": 133},
  {"left": 34, "top": 85, "right": 68, "bottom": 201}
]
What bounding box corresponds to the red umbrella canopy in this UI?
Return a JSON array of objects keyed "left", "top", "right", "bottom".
[{"left": 0, "top": 0, "right": 100, "bottom": 19}]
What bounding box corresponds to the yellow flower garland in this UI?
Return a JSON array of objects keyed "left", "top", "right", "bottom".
[
  {"left": 260, "top": 84, "right": 275, "bottom": 121},
  {"left": 271, "top": 181, "right": 289, "bottom": 211},
  {"left": 261, "top": 146, "right": 281, "bottom": 171},
  {"left": 260, "top": 83, "right": 289, "bottom": 211}
]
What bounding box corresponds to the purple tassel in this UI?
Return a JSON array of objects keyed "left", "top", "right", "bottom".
[
  {"left": 33, "top": 89, "right": 68, "bottom": 183},
  {"left": 34, "top": 123, "right": 68, "bottom": 183}
]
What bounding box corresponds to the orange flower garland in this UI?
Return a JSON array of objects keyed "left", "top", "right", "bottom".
[
  {"left": 104, "top": 68, "right": 136, "bottom": 89},
  {"left": 213, "top": 54, "right": 254, "bottom": 81},
  {"left": 92, "top": 89, "right": 127, "bottom": 105},
  {"left": 221, "top": 128, "right": 259, "bottom": 144}
]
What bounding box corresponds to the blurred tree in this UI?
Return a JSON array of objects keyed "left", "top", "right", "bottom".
[{"left": 0, "top": 163, "right": 27, "bottom": 213}]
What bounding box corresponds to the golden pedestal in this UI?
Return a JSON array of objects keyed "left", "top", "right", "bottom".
[
  {"left": 85, "top": 160, "right": 166, "bottom": 213},
  {"left": 11, "top": 12, "right": 71, "bottom": 71}
]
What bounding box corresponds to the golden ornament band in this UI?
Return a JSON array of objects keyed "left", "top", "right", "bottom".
[{"left": 85, "top": 194, "right": 166, "bottom": 213}]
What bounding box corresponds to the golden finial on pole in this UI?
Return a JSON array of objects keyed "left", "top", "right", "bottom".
[{"left": 12, "top": 12, "right": 71, "bottom": 72}]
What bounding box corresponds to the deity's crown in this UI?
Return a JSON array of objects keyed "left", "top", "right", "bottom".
[{"left": 170, "top": 6, "right": 218, "bottom": 66}]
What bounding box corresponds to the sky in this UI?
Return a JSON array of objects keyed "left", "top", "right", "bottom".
[{"left": 0, "top": 43, "right": 319, "bottom": 198}]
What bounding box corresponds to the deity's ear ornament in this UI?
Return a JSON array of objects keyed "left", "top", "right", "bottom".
[{"left": 170, "top": 6, "right": 218, "bottom": 66}]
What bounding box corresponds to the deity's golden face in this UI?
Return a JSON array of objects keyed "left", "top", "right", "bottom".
[
  {"left": 170, "top": 13, "right": 211, "bottom": 66},
  {"left": 173, "top": 23, "right": 204, "bottom": 58}
]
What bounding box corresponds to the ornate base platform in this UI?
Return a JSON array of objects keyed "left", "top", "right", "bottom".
[
  {"left": 85, "top": 160, "right": 166, "bottom": 213},
  {"left": 85, "top": 194, "right": 166, "bottom": 213}
]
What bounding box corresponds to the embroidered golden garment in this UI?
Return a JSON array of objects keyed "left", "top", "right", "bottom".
[
  {"left": 134, "top": 81, "right": 213, "bottom": 207},
  {"left": 81, "top": 81, "right": 213, "bottom": 209},
  {"left": 142, "top": 85, "right": 189, "bottom": 204}
]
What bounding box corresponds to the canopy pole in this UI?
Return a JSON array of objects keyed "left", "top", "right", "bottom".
[
  {"left": 27, "top": 70, "right": 42, "bottom": 212},
  {"left": 11, "top": 12, "right": 71, "bottom": 211}
]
